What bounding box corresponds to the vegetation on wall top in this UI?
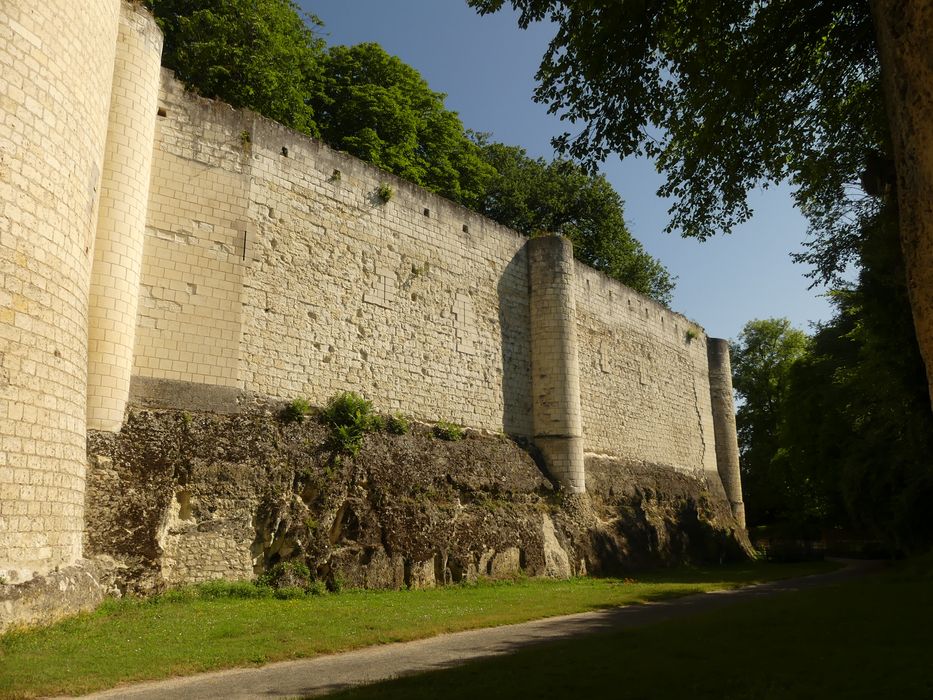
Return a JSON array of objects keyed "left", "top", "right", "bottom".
[{"left": 143, "top": 0, "right": 673, "bottom": 305}]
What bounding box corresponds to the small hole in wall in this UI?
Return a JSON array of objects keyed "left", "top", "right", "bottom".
[
  {"left": 423, "top": 208, "right": 430, "bottom": 217},
  {"left": 157, "top": 107, "right": 167, "bottom": 117},
  {"left": 281, "top": 146, "right": 288, "bottom": 157},
  {"left": 462, "top": 224, "right": 469, "bottom": 233}
]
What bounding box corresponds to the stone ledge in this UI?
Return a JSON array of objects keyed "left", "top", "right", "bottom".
[
  {"left": 129, "top": 376, "right": 254, "bottom": 414},
  {"left": 0, "top": 557, "right": 121, "bottom": 634}
]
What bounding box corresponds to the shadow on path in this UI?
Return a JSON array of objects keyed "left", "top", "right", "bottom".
[{"left": 68, "top": 559, "right": 884, "bottom": 700}]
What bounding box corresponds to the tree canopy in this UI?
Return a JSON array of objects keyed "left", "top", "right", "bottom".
[
  {"left": 469, "top": 0, "right": 883, "bottom": 282},
  {"left": 476, "top": 141, "right": 674, "bottom": 303},
  {"left": 730, "top": 318, "right": 810, "bottom": 526},
  {"left": 313, "top": 43, "right": 494, "bottom": 208},
  {"left": 730, "top": 207, "right": 933, "bottom": 549},
  {"left": 144, "top": 1, "right": 677, "bottom": 304},
  {"left": 148, "top": 0, "right": 327, "bottom": 137},
  {"left": 778, "top": 208, "right": 933, "bottom": 550}
]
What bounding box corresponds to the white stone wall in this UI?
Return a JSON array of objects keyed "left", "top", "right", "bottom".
[
  {"left": 132, "top": 74, "right": 248, "bottom": 387},
  {"left": 574, "top": 263, "right": 720, "bottom": 476},
  {"left": 134, "top": 74, "right": 722, "bottom": 482},
  {"left": 0, "top": 0, "right": 120, "bottom": 580},
  {"left": 528, "top": 236, "right": 585, "bottom": 492},
  {"left": 87, "top": 3, "right": 163, "bottom": 432},
  {"left": 240, "top": 116, "right": 533, "bottom": 432}
]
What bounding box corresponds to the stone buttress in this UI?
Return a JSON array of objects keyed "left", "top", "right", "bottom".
[
  {"left": 86, "top": 3, "right": 163, "bottom": 432},
  {"left": 707, "top": 338, "right": 746, "bottom": 528},
  {"left": 527, "top": 236, "right": 586, "bottom": 493}
]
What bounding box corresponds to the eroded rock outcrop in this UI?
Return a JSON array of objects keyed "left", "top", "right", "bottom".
[{"left": 84, "top": 406, "right": 749, "bottom": 595}]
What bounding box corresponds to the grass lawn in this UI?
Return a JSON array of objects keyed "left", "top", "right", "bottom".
[
  {"left": 0, "top": 561, "right": 833, "bottom": 699},
  {"left": 327, "top": 558, "right": 933, "bottom": 700}
]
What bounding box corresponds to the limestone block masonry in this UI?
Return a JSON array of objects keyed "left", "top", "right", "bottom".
[
  {"left": 707, "top": 338, "right": 746, "bottom": 528},
  {"left": 0, "top": 0, "right": 121, "bottom": 582},
  {"left": 86, "top": 4, "right": 163, "bottom": 432},
  {"left": 528, "top": 236, "right": 586, "bottom": 493},
  {"left": 0, "top": 3, "right": 747, "bottom": 599}
]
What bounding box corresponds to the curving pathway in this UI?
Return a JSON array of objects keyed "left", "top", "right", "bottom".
[{"left": 65, "top": 559, "right": 882, "bottom": 700}]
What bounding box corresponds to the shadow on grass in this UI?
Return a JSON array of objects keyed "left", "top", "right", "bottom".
[
  {"left": 323, "top": 559, "right": 927, "bottom": 700},
  {"left": 0, "top": 560, "right": 839, "bottom": 699}
]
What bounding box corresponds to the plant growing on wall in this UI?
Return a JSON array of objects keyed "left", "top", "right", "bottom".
[
  {"left": 433, "top": 420, "right": 464, "bottom": 441},
  {"left": 320, "top": 391, "right": 381, "bottom": 454},
  {"left": 387, "top": 413, "right": 410, "bottom": 435},
  {"left": 280, "top": 397, "right": 312, "bottom": 424},
  {"left": 376, "top": 183, "right": 394, "bottom": 203}
]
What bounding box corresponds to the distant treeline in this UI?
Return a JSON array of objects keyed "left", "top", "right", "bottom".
[{"left": 732, "top": 205, "right": 933, "bottom": 554}]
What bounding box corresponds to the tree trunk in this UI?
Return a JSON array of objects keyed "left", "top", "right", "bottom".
[{"left": 871, "top": 0, "right": 933, "bottom": 411}]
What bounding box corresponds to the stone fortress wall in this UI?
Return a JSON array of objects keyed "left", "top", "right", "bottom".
[
  {"left": 1, "top": 0, "right": 125, "bottom": 582},
  {"left": 0, "top": 1, "right": 744, "bottom": 587}
]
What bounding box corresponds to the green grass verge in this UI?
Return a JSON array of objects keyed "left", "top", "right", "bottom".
[
  {"left": 327, "top": 559, "right": 933, "bottom": 700},
  {"left": 0, "top": 561, "right": 833, "bottom": 699}
]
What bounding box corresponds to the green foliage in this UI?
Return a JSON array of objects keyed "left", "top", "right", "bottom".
[
  {"left": 685, "top": 328, "right": 698, "bottom": 342},
  {"left": 320, "top": 391, "right": 375, "bottom": 429},
  {"left": 387, "top": 413, "right": 410, "bottom": 435},
  {"left": 320, "top": 391, "right": 381, "bottom": 455},
  {"left": 257, "top": 560, "right": 312, "bottom": 590},
  {"left": 147, "top": 0, "right": 327, "bottom": 137},
  {"left": 280, "top": 397, "right": 312, "bottom": 424},
  {"left": 475, "top": 140, "right": 674, "bottom": 305},
  {"left": 778, "top": 208, "right": 933, "bottom": 552},
  {"left": 194, "top": 580, "right": 269, "bottom": 600},
  {"left": 433, "top": 420, "right": 464, "bottom": 441},
  {"left": 0, "top": 562, "right": 831, "bottom": 697},
  {"left": 376, "top": 183, "right": 394, "bottom": 203},
  {"left": 315, "top": 43, "right": 495, "bottom": 207},
  {"left": 273, "top": 586, "right": 306, "bottom": 600},
  {"left": 469, "top": 0, "right": 884, "bottom": 283},
  {"left": 729, "top": 318, "right": 811, "bottom": 528},
  {"left": 328, "top": 423, "right": 364, "bottom": 455},
  {"left": 307, "top": 579, "right": 328, "bottom": 596},
  {"left": 729, "top": 208, "right": 933, "bottom": 551}
]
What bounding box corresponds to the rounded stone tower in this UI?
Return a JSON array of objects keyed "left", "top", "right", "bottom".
[
  {"left": 86, "top": 3, "right": 163, "bottom": 432},
  {"left": 707, "top": 337, "right": 746, "bottom": 528},
  {"left": 0, "top": 0, "right": 121, "bottom": 581},
  {"left": 527, "top": 235, "right": 586, "bottom": 493}
]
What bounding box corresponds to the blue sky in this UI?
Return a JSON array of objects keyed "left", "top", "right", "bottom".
[{"left": 301, "top": 0, "right": 836, "bottom": 341}]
